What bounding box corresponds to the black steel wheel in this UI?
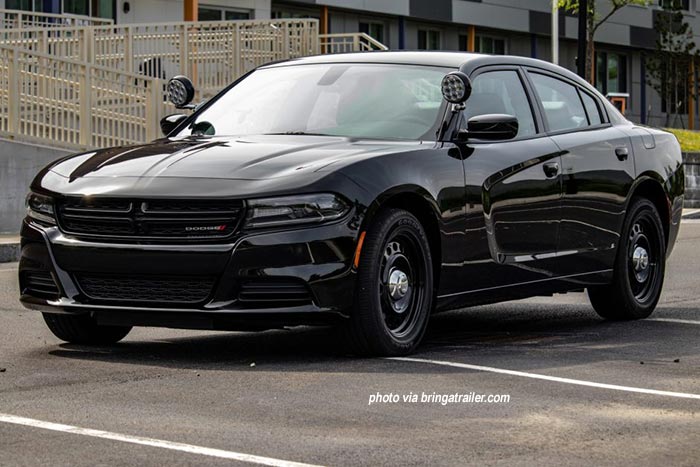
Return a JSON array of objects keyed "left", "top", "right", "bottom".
[
  {"left": 588, "top": 198, "right": 666, "bottom": 320},
  {"left": 344, "top": 209, "right": 433, "bottom": 356},
  {"left": 43, "top": 313, "right": 131, "bottom": 345}
]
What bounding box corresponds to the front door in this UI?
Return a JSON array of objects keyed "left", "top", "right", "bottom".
[{"left": 444, "top": 68, "right": 565, "bottom": 295}]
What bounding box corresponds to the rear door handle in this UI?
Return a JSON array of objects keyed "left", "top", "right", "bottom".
[
  {"left": 543, "top": 161, "right": 559, "bottom": 178},
  {"left": 615, "top": 147, "right": 629, "bottom": 161}
]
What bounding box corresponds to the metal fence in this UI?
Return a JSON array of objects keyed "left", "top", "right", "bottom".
[
  {"left": 0, "top": 8, "right": 113, "bottom": 29},
  {"left": 0, "top": 18, "right": 387, "bottom": 150},
  {"left": 0, "top": 19, "right": 319, "bottom": 99},
  {"left": 0, "top": 45, "right": 165, "bottom": 149}
]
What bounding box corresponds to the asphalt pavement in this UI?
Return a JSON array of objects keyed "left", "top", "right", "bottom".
[{"left": 1, "top": 225, "right": 699, "bottom": 466}]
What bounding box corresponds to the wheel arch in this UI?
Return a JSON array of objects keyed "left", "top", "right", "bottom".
[
  {"left": 360, "top": 186, "right": 442, "bottom": 293},
  {"left": 628, "top": 174, "right": 671, "bottom": 247}
]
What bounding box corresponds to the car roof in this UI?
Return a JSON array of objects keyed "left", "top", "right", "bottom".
[{"left": 263, "top": 50, "right": 591, "bottom": 92}]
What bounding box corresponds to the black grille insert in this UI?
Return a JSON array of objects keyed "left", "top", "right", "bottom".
[
  {"left": 56, "top": 197, "right": 244, "bottom": 241},
  {"left": 238, "top": 280, "right": 313, "bottom": 304},
  {"left": 22, "top": 272, "right": 60, "bottom": 299},
  {"left": 77, "top": 274, "right": 215, "bottom": 304}
]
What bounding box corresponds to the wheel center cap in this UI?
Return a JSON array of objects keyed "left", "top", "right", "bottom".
[
  {"left": 632, "top": 246, "right": 649, "bottom": 272},
  {"left": 388, "top": 269, "right": 409, "bottom": 301}
]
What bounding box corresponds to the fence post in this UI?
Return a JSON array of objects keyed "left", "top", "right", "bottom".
[
  {"left": 124, "top": 27, "right": 133, "bottom": 73},
  {"left": 145, "top": 78, "right": 160, "bottom": 142},
  {"left": 7, "top": 48, "right": 19, "bottom": 135},
  {"left": 233, "top": 23, "right": 240, "bottom": 79},
  {"left": 180, "top": 26, "right": 189, "bottom": 77},
  {"left": 82, "top": 27, "right": 94, "bottom": 62},
  {"left": 282, "top": 22, "right": 289, "bottom": 59},
  {"left": 79, "top": 64, "right": 92, "bottom": 147}
]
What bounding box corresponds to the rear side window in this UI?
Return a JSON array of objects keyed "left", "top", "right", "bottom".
[
  {"left": 580, "top": 91, "right": 603, "bottom": 126},
  {"left": 463, "top": 70, "right": 537, "bottom": 138},
  {"left": 529, "top": 73, "right": 587, "bottom": 132}
]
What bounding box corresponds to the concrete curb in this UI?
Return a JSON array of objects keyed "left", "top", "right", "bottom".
[{"left": 0, "top": 242, "right": 19, "bottom": 263}]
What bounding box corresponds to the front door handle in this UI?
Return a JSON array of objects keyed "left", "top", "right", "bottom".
[
  {"left": 615, "top": 147, "right": 629, "bottom": 161},
  {"left": 543, "top": 161, "right": 559, "bottom": 178}
]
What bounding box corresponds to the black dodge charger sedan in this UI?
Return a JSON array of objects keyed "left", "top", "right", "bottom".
[{"left": 19, "top": 52, "right": 684, "bottom": 356}]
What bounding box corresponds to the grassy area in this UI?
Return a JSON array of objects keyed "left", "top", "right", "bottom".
[{"left": 665, "top": 128, "right": 700, "bottom": 152}]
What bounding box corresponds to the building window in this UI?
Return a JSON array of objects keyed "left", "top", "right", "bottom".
[
  {"left": 475, "top": 35, "right": 506, "bottom": 54},
  {"left": 271, "top": 8, "right": 319, "bottom": 20},
  {"left": 62, "top": 0, "right": 113, "bottom": 18},
  {"left": 359, "top": 22, "right": 384, "bottom": 44},
  {"left": 63, "top": 0, "right": 89, "bottom": 16},
  {"left": 458, "top": 34, "right": 468, "bottom": 51},
  {"left": 595, "top": 52, "right": 627, "bottom": 95},
  {"left": 5, "top": 0, "right": 41, "bottom": 11},
  {"left": 659, "top": 0, "right": 690, "bottom": 10},
  {"left": 418, "top": 29, "right": 441, "bottom": 50},
  {"left": 198, "top": 6, "right": 251, "bottom": 21}
]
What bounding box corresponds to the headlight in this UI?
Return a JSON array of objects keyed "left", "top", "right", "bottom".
[
  {"left": 26, "top": 192, "right": 55, "bottom": 225},
  {"left": 245, "top": 194, "right": 349, "bottom": 229}
]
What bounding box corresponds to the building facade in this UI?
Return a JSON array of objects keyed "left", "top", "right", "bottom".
[{"left": 2, "top": 0, "right": 699, "bottom": 128}]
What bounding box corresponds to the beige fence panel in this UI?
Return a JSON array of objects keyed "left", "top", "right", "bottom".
[
  {"left": 0, "top": 45, "right": 162, "bottom": 150},
  {"left": 2, "top": 19, "right": 320, "bottom": 99},
  {"left": 0, "top": 8, "right": 113, "bottom": 29},
  {"left": 0, "top": 27, "right": 86, "bottom": 61},
  {"left": 319, "top": 33, "right": 388, "bottom": 54},
  {"left": 0, "top": 19, "right": 389, "bottom": 150}
]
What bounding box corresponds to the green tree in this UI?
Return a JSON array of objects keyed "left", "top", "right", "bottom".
[
  {"left": 558, "top": 0, "right": 650, "bottom": 83},
  {"left": 645, "top": 2, "right": 699, "bottom": 127}
]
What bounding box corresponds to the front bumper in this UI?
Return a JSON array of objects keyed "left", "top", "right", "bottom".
[{"left": 19, "top": 218, "right": 358, "bottom": 329}]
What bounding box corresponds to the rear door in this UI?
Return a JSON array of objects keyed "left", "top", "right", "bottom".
[{"left": 526, "top": 70, "right": 635, "bottom": 276}]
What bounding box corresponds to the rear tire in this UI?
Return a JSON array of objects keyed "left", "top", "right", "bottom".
[
  {"left": 344, "top": 209, "right": 434, "bottom": 356},
  {"left": 43, "top": 313, "right": 131, "bottom": 345},
  {"left": 588, "top": 198, "right": 666, "bottom": 320}
]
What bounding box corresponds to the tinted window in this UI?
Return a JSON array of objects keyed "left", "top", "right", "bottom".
[
  {"left": 580, "top": 91, "right": 603, "bottom": 125},
  {"left": 464, "top": 70, "right": 536, "bottom": 138},
  {"left": 530, "top": 73, "right": 588, "bottom": 132},
  {"left": 178, "top": 64, "right": 446, "bottom": 140}
]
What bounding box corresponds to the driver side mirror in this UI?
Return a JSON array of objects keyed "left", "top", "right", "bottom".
[
  {"left": 458, "top": 114, "right": 519, "bottom": 141},
  {"left": 160, "top": 113, "right": 188, "bottom": 136}
]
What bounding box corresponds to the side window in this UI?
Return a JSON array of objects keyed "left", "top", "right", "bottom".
[
  {"left": 464, "top": 70, "right": 536, "bottom": 138},
  {"left": 580, "top": 91, "right": 603, "bottom": 126},
  {"left": 529, "top": 73, "right": 588, "bottom": 132}
]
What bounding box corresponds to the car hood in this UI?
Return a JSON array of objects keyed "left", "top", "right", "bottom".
[{"left": 49, "top": 135, "right": 425, "bottom": 182}]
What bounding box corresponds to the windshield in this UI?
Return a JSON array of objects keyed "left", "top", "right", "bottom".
[{"left": 176, "top": 63, "right": 449, "bottom": 140}]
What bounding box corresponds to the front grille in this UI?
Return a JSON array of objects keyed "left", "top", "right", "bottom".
[
  {"left": 76, "top": 274, "right": 215, "bottom": 304},
  {"left": 22, "top": 271, "right": 60, "bottom": 299},
  {"left": 238, "top": 280, "right": 313, "bottom": 305},
  {"left": 56, "top": 197, "right": 244, "bottom": 241}
]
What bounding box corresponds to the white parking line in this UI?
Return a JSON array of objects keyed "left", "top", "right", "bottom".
[
  {"left": 0, "top": 414, "right": 323, "bottom": 467},
  {"left": 650, "top": 318, "right": 700, "bottom": 325},
  {"left": 388, "top": 357, "right": 700, "bottom": 400}
]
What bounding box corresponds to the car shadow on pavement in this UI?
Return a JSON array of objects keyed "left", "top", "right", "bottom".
[{"left": 44, "top": 301, "right": 700, "bottom": 373}]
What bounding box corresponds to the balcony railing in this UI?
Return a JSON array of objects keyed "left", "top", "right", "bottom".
[{"left": 319, "top": 33, "right": 389, "bottom": 54}]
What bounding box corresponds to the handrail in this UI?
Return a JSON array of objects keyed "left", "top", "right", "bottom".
[{"left": 319, "top": 33, "right": 389, "bottom": 53}]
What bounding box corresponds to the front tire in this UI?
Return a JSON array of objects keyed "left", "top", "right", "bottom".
[
  {"left": 43, "top": 313, "right": 132, "bottom": 345},
  {"left": 588, "top": 198, "right": 666, "bottom": 320},
  {"left": 344, "top": 209, "right": 434, "bottom": 356}
]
